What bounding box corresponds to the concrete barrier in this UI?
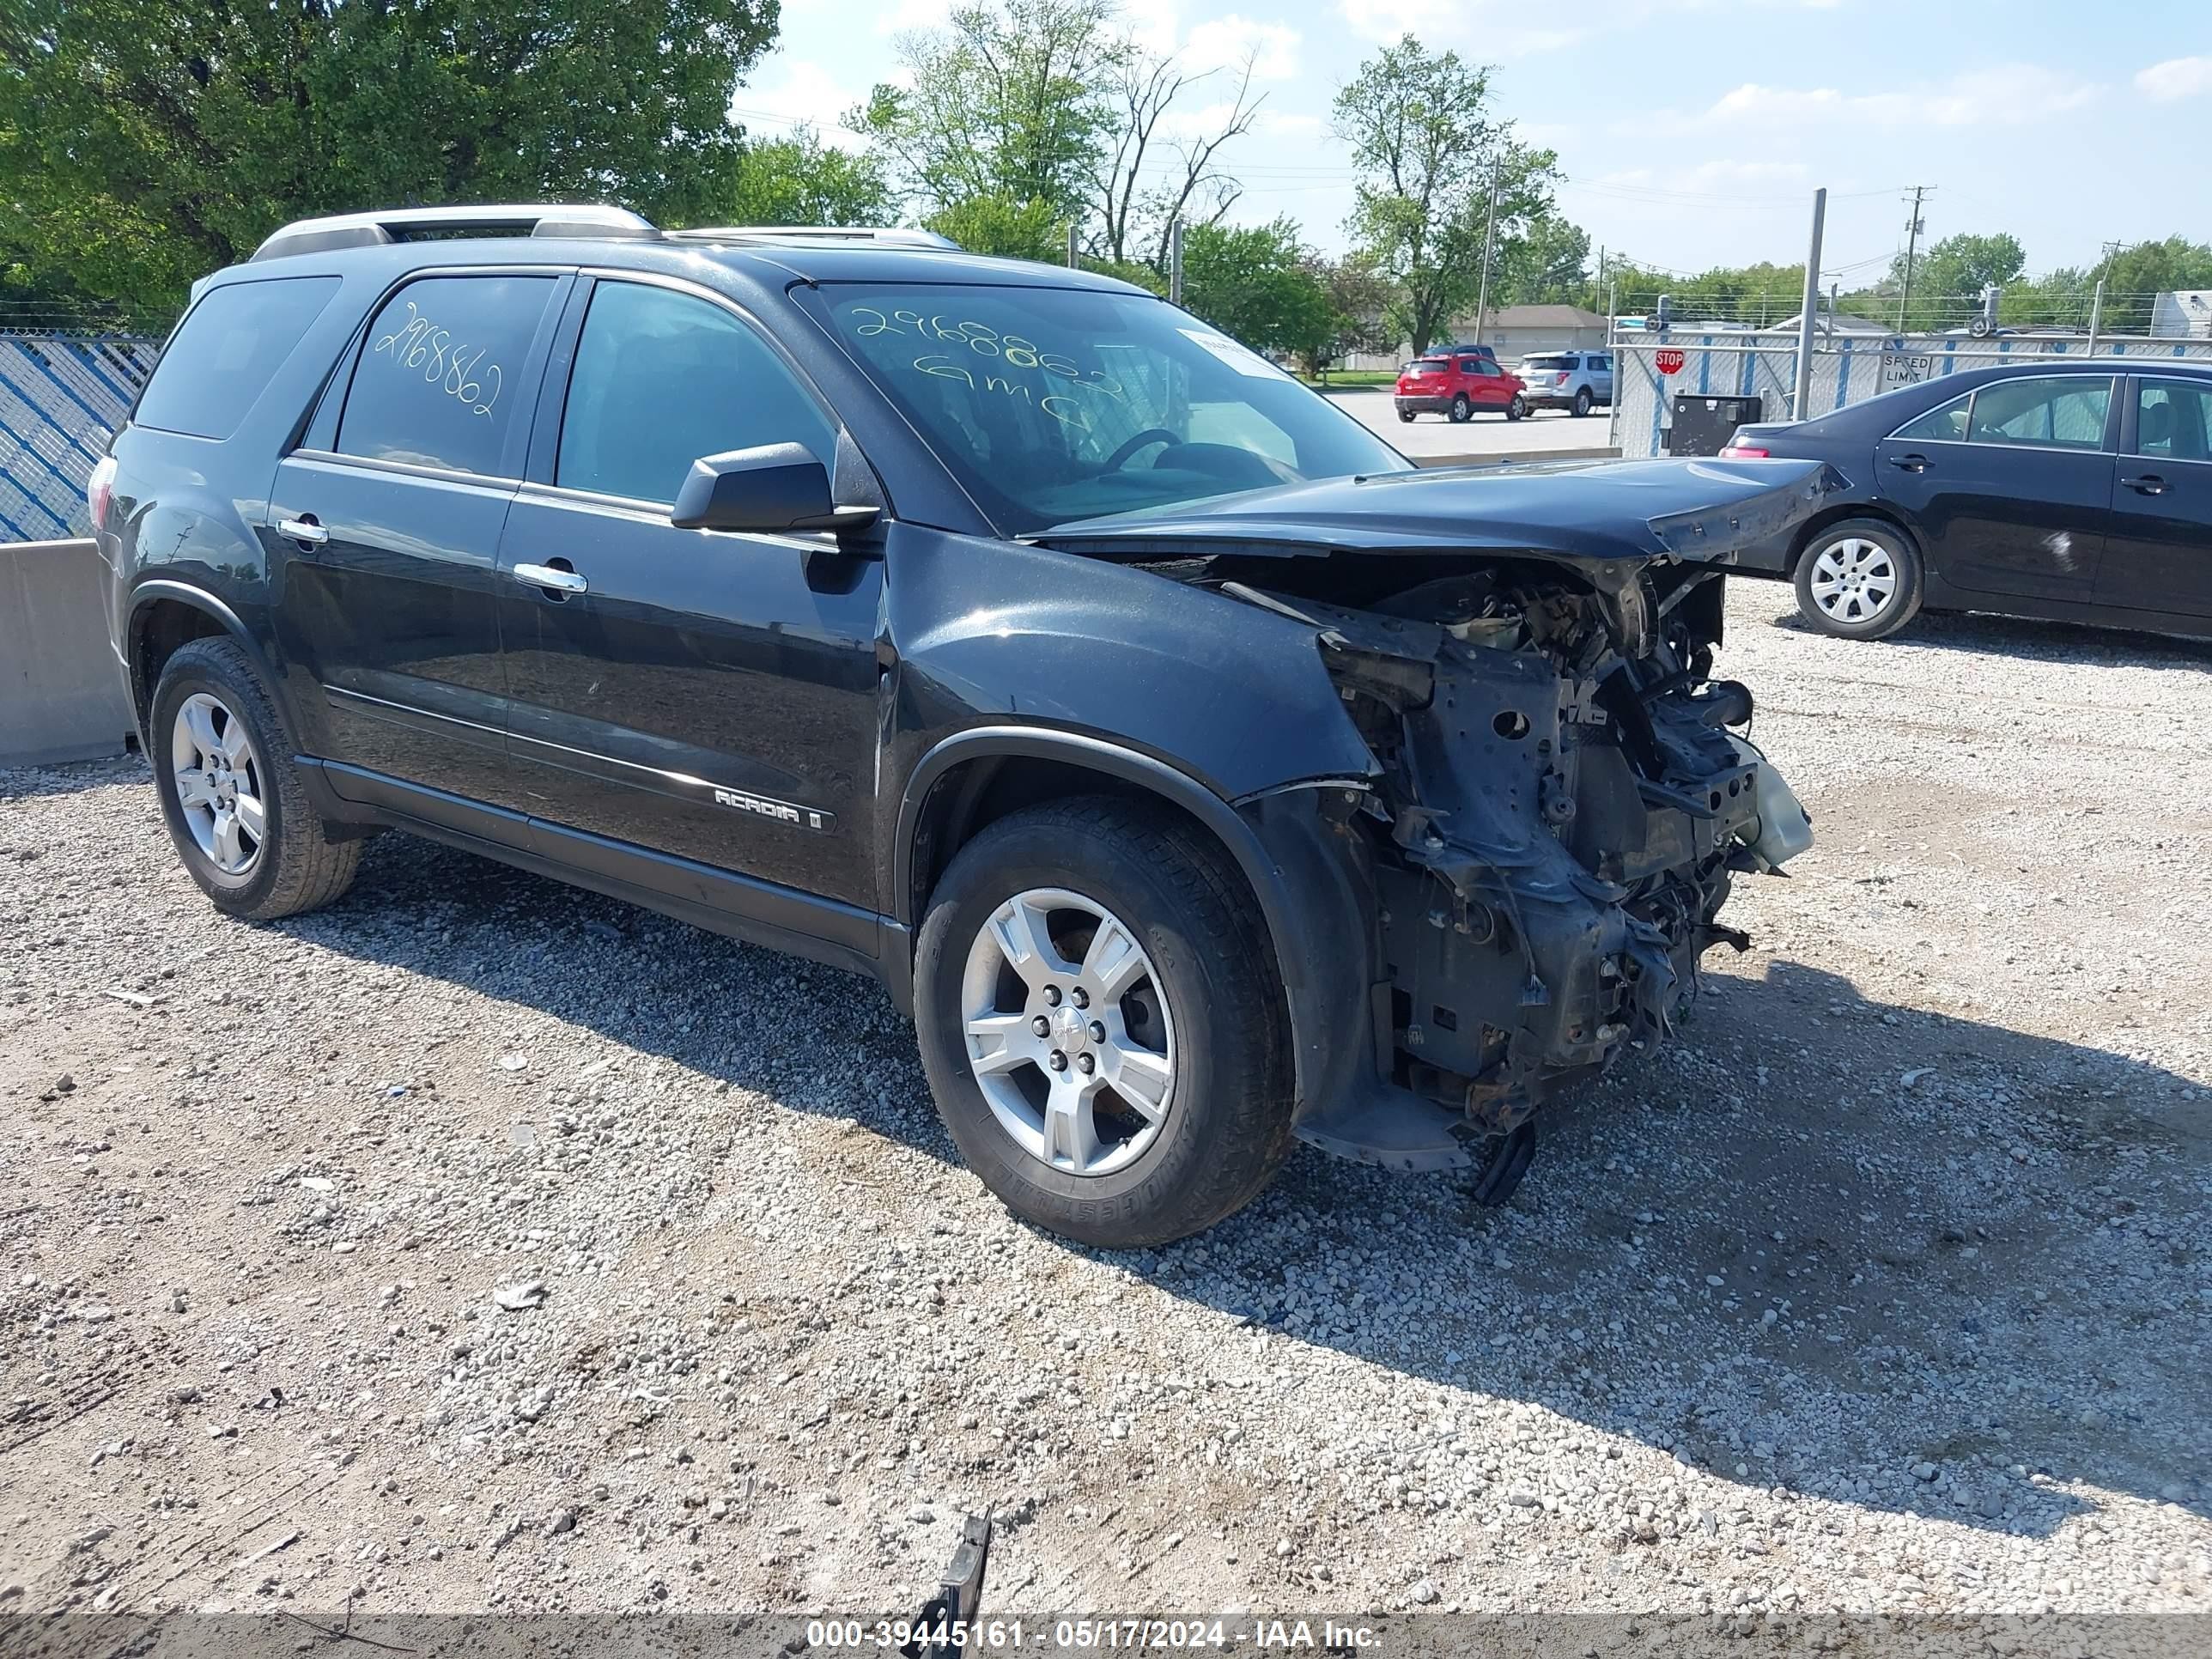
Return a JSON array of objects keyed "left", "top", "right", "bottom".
[{"left": 2, "top": 538, "right": 137, "bottom": 768}]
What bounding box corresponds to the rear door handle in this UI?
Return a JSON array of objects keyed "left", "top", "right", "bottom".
[
  {"left": 513, "top": 561, "right": 587, "bottom": 595},
  {"left": 2122, "top": 473, "right": 2168, "bottom": 495},
  {"left": 1889, "top": 453, "right": 1929, "bottom": 473},
  {"left": 276, "top": 517, "right": 327, "bottom": 545}
]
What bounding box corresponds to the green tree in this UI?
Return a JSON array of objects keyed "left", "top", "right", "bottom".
[
  {"left": 1178, "top": 217, "right": 1334, "bottom": 359},
  {"left": 1890, "top": 232, "right": 2027, "bottom": 331},
  {"left": 1492, "top": 213, "right": 1590, "bottom": 309},
  {"left": 722, "top": 129, "right": 896, "bottom": 228},
  {"left": 853, "top": 0, "right": 1118, "bottom": 240},
  {"left": 1332, "top": 37, "right": 1560, "bottom": 355},
  {"left": 0, "top": 0, "right": 783, "bottom": 317},
  {"left": 1609, "top": 260, "right": 1808, "bottom": 327},
  {"left": 923, "top": 194, "right": 1066, "bottom": 261},
  {"left": 1290, "top": 256, "right": 1395, "bottom": 376},
  {"left": 2097, "top": 236, "right": 2212, "bottom": 334}
]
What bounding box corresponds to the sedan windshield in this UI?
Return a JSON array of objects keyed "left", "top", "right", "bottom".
[{"left": 813, "top": 283, "right": 1409, "bottom": 532}]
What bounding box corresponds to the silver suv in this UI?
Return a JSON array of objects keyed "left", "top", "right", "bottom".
[{"left": 1518, "top": 350, "right": 1613, "bottom": 416}]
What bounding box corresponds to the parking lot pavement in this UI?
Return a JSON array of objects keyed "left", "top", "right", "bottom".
[
  {"left": 3, "top": 582, "right": 2208, "bottom": 1621},
  {"left": 1324, "top": 386, "right": 1620, "bottom": 464}
]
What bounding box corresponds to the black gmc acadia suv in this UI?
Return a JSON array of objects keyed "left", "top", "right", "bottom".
[{"left": 94, "top": 203, "right": 1825, "bottom": 1248}]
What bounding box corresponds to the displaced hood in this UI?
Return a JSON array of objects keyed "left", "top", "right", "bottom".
[{"left": 1035, "top": 456, "right": 1842, "bottom": 570}]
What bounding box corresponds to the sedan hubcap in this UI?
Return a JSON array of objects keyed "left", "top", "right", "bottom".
[
  {"left": 1808, "top": 537, "right": 1898, "bottom": 623},
  {"left": 960, "top": 887, "right": 1176, "bottom": 1177},
  {"left": 171, "top": 692, "right": 265, "bottom": 875}
]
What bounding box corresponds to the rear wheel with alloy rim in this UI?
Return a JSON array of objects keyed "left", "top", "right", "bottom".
[
  {"left": 1573, "top": 386, "right": 1594, "bottom": 416},
  {"left": 914, "top": 797, "right": 1296, "bottom": 1247},
  {"left": 1792, "top": 518, "right": 1925, "bottom": 640},
  {"left": 149, "top": 636, "right": 362, "bottom": 918}
]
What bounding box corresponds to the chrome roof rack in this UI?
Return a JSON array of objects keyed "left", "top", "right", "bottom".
[
  {"left": 665, "top": 225, "right": 961, "bottom": 250},
  {"left": 248, "top": 204, "right": 659, "bottom": 263}
]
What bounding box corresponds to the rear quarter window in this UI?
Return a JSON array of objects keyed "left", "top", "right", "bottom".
[{"left": 132, "top": 276, "right": 341, "bottom": 441}]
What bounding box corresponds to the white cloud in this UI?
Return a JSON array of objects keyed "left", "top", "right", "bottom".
[
  {"left": 1692, "top": 64, "right": 2102, "bottom": 129},
  {"left": 875, "top": 0, "right": 955, "bottom": 33},
  {"left": 1184, "top": 15, "right": 1302, "bottom": 80},
  {"left": 732, "top": 60, "right": 873, "bottom": 151},
  {"left": 1339, "top": 0, "right": 1585, "bottom": 54},
  {"left": 2136, "top": 55, "right": 2212, "bottom": 102},
  {"left": 1255, "top": 109, "right": 1325, "bottom": 139}
]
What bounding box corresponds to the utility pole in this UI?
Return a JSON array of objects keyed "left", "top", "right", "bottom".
[
  {"left": 2087, "top": 277, "right": 2106, "bottom": 353},
  {"left": 1066, "top": 222, "right": 1078, "bottom": 269},
  {"left": 1594, "top": 245, "right": 1606, "bottom": 314},
  {"left": 1793, "top": 187, "right": 1826, "bottom": 420},
  {"left": 1895, "top": 185, "right": 1930, "bottom": 332},
  {"left": 1473, "top": 153, "right": 1503, "bottom": 345},
  {"left": 1169, "top": 220, "right": 1185, "bottom": 307}
]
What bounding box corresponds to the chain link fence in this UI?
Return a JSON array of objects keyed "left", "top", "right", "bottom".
[
  {"left": 1607, "top": 328, "right": 2212, "bottom": 459},
  {"left": 0, "top": 330, "right": 162, "bottom": 540}
]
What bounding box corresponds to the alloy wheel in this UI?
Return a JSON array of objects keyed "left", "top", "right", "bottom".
[
  {"left": 170, "top": 691, "right": 265, "bottom": 875},
  {"left": 1808, "top": 536, "right": 1899, "bottom": 626},
  {"left": 959, "top": 887, "right": 1177, "bottom": 1177}
]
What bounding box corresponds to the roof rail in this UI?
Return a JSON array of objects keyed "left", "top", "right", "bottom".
[
  {"left": 248, "top": 204, "right": 659, "bottom": 264},
  {"left": 664, "top": 225, "right": 961, "bottom": 251}
]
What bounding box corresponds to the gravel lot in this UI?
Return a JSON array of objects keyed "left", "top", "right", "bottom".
[{"left": 3, "top": 580, "right": 2208, "bottom": 1628}]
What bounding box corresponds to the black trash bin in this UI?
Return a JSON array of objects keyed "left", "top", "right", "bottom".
[{"left": 1667, "top": 392, "right": 1765, "bottom": 457}]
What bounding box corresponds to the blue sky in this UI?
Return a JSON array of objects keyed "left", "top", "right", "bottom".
[{"left": 749, "top": 0, "right": 2211, "bottom": 283}]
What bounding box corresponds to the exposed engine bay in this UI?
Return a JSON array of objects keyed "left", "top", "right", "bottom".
[
  {"left": 1034, "top": 456, "right": 1835, "bottom": 1197},
  {"left": 1213, "top": 553, "right": 1812, "bottom": 1188}
]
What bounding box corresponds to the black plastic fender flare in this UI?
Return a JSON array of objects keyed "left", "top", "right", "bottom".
[{"left": 891, "top": 725, "right": 1378, "bottom": 1109}]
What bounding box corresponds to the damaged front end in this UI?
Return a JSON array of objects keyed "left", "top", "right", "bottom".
[
  {"left": 1285, "top": 559, "right": 1808, "bottom": 1183},
  {"left": 1039, "top": 457, "right": 1832, "bottom": 1197}
]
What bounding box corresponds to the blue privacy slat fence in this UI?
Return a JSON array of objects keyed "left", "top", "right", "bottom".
[
  {"left": 0, "top": 333, "right": 161, "bottom": 541},
  {"left": 1609, "top": 330, "right": 2212, "bottom": 459}
]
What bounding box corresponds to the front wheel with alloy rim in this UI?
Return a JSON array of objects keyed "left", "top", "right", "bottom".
[
  {"left": 1791, "top": 518, "right": 1925, "bottom": 640},
  {"left": 1505, "top": 393, "right": 1527, "bottom": 421},
  {"left": 914, "top": 797, "right": 1296, "bottom": 1248},
  {"left": 149, "top": 636, "right": 362, "bottom": 919}
]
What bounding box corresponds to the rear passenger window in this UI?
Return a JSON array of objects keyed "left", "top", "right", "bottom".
[
  {"left": 556, "top": 281, "right": 835, "bottom": 506},
  {"left": 337, "top": 275, "right": 556, "bottom": 477},
  {"left": 133, "top": 276, "right": 339, "bottom": 441},
  {"left": 1966, "top": 375, "right": 2110, "bottom": 450},
  {"left": 1891, "top": 392, "right": 1971, "bottom": 443}
]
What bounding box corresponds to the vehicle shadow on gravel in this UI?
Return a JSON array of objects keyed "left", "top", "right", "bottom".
[
  {"left": 298, "top": 834, "right": 2207, "bottom": 1542},
  {"left": 1771, "top": 602, "right": 2212, "bottom": 671}
]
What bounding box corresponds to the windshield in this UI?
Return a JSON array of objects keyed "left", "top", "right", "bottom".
[{"left": 814, "top": 283, "right": 1408, "bottom": 532}]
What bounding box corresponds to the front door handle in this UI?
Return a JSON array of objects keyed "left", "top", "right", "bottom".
[
  {"left": 1889, "top": 453, "right": 1929, "bottom": 473},
  {"left": 513, "top": 561, "right": 587, "bottom": 595},
  {"left": 2122, "top": 473, "right": 2168, "bottom": 495},
  {"left": 276, "top": 517, "right": 327, "bottom": 545}
]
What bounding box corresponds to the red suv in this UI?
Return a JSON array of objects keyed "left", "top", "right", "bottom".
[{"left": 1395, "top": 349, "right": 1528, "bottom": 423}]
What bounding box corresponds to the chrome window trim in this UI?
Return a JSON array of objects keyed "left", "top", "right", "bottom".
[{"left": 285, "top": 447, "right": 522, "bottom": 490}]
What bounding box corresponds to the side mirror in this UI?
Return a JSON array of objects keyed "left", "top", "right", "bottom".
[{"left": 669, "top": 442, "right": 878, "bottom": 534}]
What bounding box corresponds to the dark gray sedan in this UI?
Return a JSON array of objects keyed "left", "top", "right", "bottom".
[{"left": 1719, "top": 359, "right": 2212, "bottom": 641}]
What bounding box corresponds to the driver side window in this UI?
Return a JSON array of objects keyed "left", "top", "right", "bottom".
[{"left": 557, "top": 281, "right": 836, "bottom": 506}]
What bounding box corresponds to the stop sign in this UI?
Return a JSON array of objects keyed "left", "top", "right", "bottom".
[{"left": 1655, "top": 349, "right": 1686, "bottom": 375}]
